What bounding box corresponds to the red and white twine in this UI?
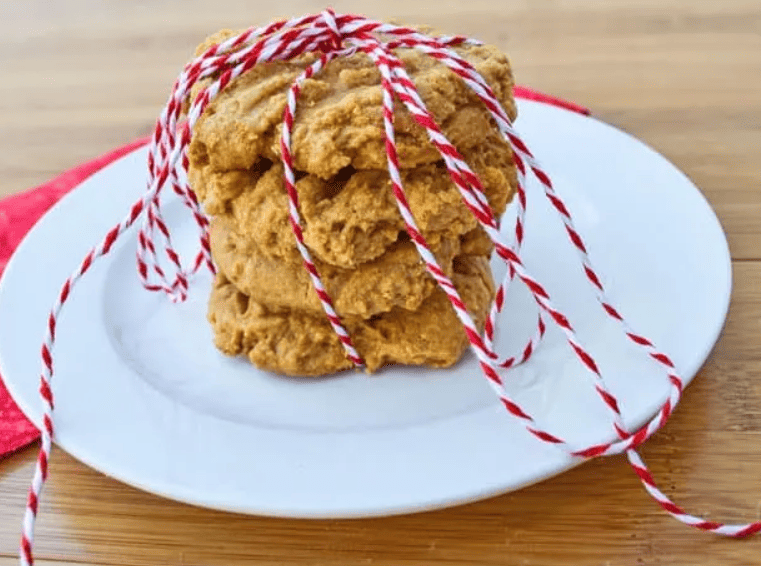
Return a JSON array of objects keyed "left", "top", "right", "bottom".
[{"left": 19, "top": 9, "right": 760, "bottom": 565}]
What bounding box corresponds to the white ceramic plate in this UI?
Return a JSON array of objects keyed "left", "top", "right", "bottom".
[{"left": 0, "top": 100, "right": 731, "bottom": 517}]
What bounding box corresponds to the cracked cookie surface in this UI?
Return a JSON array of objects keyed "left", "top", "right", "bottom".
[
  {"left": 208, "top": 255, "right": 495, "bottom": 376},
  {"left": 188, "top": 29, "right": 517, "bottom": 180},
  {"left": 192, "top": 142, "right": 515, "bottom": 269},
  {"left": 210, "top": 216, "right": 461, "bottom": 318}
]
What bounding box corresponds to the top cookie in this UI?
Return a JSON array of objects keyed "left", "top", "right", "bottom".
[{"left": 187, "top": 29, "right": 517, "bottom": 180}]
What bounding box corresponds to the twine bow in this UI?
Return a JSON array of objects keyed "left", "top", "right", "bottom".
[{"left": 19, "top": 10, "right": 760, "bottom": 566}]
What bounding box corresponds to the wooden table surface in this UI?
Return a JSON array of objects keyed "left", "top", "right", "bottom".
[{"left": 0, "top": 1, "right": 759, "bottom": 564}]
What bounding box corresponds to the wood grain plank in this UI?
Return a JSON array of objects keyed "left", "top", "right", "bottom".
[{"left": 0, "top": 559, "right": 102, "bottom": 566}]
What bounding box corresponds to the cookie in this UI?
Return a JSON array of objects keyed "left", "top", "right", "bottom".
[
  {"left": 189, "top": 25, "right": 516, "bottom": 376},
  {"left": 209, "top": 216, "right": 460, "bottom": 318},
  {"left": 192, "top": 144, "right": 514, "bottom": 269},
  {"left": 187, "top": 31, "right": 516, "bottom": 179},
  {"left": 208, "top": 255, "right": 495, "bottom": 376}
]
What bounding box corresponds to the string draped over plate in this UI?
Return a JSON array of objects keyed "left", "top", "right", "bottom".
[{"left": 19, "top": 9, "right": 760, "bottom": 566}]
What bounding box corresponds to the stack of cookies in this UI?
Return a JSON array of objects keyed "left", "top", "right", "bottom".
[{"left": 187, "top": 30, "right": 518, "bottom": 376}]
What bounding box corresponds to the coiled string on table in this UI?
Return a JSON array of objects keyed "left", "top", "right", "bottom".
[{"left": 20, "top": 9, "right": 760, "bottom": 566}]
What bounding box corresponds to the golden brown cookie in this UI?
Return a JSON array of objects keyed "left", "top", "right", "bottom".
[
  {"left": 208, "top": 255, "right": 495, "bottom": 376},
  {"left": 187, "top": 31, "right": 516, "bottom": 180},
  {"left": 209, "top": 216, "right": 460, "bottom": 318},
  {"left": 191, "top": 26, "right": 516, "bottom": 376},
  {"left": 191, "top": 144, "right": 514, "bottom": 269}
]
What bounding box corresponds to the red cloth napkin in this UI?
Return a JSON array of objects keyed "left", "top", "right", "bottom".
[
  {"left": 0, "top": 89, "right": 588, "bottom": 459},
  {"left": 0, "top": 138, "right": 149, "bottom": 458}
]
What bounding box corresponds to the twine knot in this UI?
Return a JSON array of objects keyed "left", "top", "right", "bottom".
[{"left": 319, "top": 8, "right": 344, "bottom": 52}]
